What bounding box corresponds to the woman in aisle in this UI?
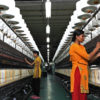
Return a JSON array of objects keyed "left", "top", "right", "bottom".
[
  {"left": 25, "top": 50, "right": 41, "bottom": 99},
  {"left": 69, "top": 29, "right": 100, "bottom": 100}
]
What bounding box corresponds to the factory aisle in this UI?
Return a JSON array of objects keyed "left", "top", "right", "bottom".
[
  {"left": 28, "top": 74, "right": 71, "bottom": 100},
  {"left": 28, "top": 74, "right": 100, "bottom": 100}
]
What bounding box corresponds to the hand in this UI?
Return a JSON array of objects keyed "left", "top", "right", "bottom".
[
  {"left": 96, "top": 52, "right": 100, "bottom": 58},
  {"left": 96, "top": 42, "right": 100, "bottom": 50}
]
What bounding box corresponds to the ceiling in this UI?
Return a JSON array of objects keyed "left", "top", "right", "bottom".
[{"left": 15, "top": 0, "right": 79, "bottom": 62}]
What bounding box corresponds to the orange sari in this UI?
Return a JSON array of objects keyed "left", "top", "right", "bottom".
[{"left": 69, "top": 43, "right": 89, "bottom": 93}]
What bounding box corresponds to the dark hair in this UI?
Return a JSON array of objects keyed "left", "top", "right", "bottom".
[
  {"left": 72, "top": 29, "right": 84, "bottom": 42},
  {"left": 33, "top": 50, "right": 39, "bottom": 56}
]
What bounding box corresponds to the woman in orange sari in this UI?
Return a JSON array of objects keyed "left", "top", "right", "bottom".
[{"left": 69, "top": 29, "right": 100, "bottom": 100}]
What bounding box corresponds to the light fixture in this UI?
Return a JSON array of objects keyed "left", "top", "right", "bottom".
[
  {"left": 47, "top": 49, "right": 50, "bottom": 52},
  {"left": 47, "top": 44, "right": 50, "bottom": 48},
  {"left": 47, "top": 54, "right": 49, "bottom": 57},
  {"left": 46, "top": 37, "right": 50, "bottom": 43},
  {"left": 47, "top": 55, "right": 49, "bottom": 58},
  {"left": 47, "top": 51, "right": 49, "bottom": 55},
  {"left": 45, "top": 0, "right": 51, "bottom": 18},
  {"left": 47, "top": 53, "right": 49, "bottom": 61},
  {"left": 46, "top": 24, "right": 50, "bottom": 34}
]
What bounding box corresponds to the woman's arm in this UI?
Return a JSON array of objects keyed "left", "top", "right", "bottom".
[
  {"left": 25, "top": 58, "right": 34, "bottom": 66},
  {"left": 88, "top": 42, "right": 100, "bottom": 61},
  {"left": 73, "top": 42, "right": 100, "bottom": 61},
  {"left": 89, "top": 52, "right": 100, "bottom": 63}
]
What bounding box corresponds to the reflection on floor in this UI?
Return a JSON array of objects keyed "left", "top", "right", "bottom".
[
  {"left": 28, "top": 74, "right": 70, "bottom": 100},
  {"left": 28, "top": 74, "right": 100, "bottom": 100}
]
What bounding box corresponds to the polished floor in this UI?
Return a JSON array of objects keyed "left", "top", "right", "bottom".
[
  {"left": 28, "top": 74, "right": 70, "bottom": 100},
  {"left": 28, "top": 74, "right": 100, "bottom": 100}
]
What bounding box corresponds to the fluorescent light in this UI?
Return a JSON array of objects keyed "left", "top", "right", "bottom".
[
  {"left": 45, "top": 0, "right": 51, "bottom": 18},
  {"left": 46, "top": 37, "right": 50, "bottom": 43},
  {"left": 47, "top": 44, "right": 50, "bottom": 48},
  {"left": 47, "top": 55, "right": 49, "bottom": 58},
  {"left": 47, "top": 51, "right": 49, "bottom": 55},
  {"left": 47, "top": 49, "right": 50, "bottom": 52},
  {"left": 47, "top": 50, "right": 50, "bottom": 53},
  {"left": 46, "top": 24, "right": 50, "bottom": 34}
]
